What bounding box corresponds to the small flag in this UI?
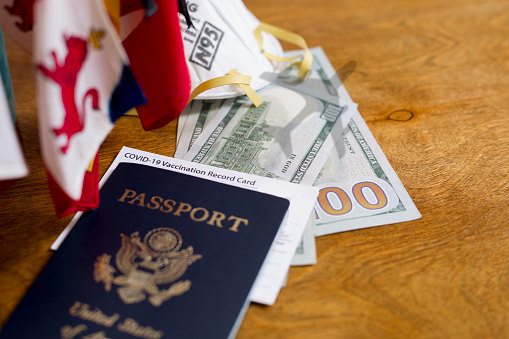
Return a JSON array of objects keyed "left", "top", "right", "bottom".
[
  {"left": 33, "top": 0, "right": 145, "bottom": 205},
  {"left": 122, "top": 0, "right": 191, "bottom": 130}
]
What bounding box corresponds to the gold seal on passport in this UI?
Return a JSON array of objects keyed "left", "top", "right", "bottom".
[{"left": 94, "top": 227, "right": 202, "bottom": 307}]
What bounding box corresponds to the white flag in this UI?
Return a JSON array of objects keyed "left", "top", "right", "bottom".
[{"left": 33, "top": 0, "right": 145, "bottom": 200}]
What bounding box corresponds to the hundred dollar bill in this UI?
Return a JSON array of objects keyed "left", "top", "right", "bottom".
[
  {"left": 303, "top": 47, "right": 421, "bottom": 235},
  {"left": 181, "top": 83, "right": 355, "bottom": 185}
]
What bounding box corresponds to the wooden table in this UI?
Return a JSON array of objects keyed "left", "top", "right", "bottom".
[{"left": 2, "top": 0, "right": 509, "bottom": 337}]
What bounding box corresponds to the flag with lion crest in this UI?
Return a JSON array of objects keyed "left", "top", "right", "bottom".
[{"left": 33, "top": 0, "right": 145, "bottom": 216}]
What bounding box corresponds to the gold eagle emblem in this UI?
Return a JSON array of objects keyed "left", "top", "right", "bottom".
[{"left": 94, "top": 227, "right": 202, "bottom": 307}]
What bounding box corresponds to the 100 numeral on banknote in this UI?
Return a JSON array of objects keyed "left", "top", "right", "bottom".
[
  {"left": 311, "top": 113, "right": 421, "bottom": 236},
  {"left": 314, "top": 119, "right": 400, "bottom": 220}
]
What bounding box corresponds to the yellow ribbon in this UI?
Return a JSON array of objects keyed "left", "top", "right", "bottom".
[
  {"left": 253, "top": 22, "right": 313, "bottom": 79},
  {"left": 187, "top": 70, "right": 263, "bottom": 107}
]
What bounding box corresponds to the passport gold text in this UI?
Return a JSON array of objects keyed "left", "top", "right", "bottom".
[
  {"left": 68, "top": 301, "right": 119, "bottom": 327},
  {"left": 118, "top": 189, "right": 249, "bottom": 232}
]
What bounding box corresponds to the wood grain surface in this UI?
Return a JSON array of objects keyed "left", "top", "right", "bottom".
[{"left": 1, "top": 0, "right": 509, "bottom": 338}]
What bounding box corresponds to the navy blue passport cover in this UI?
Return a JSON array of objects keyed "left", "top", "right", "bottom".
[{"left": 0, "top": 162, "right": 290, "bottom": 339}]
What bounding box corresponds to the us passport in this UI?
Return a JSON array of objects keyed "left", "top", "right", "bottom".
[{"left": 0, "top": 162, "right": 290, "bottom": 339}]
